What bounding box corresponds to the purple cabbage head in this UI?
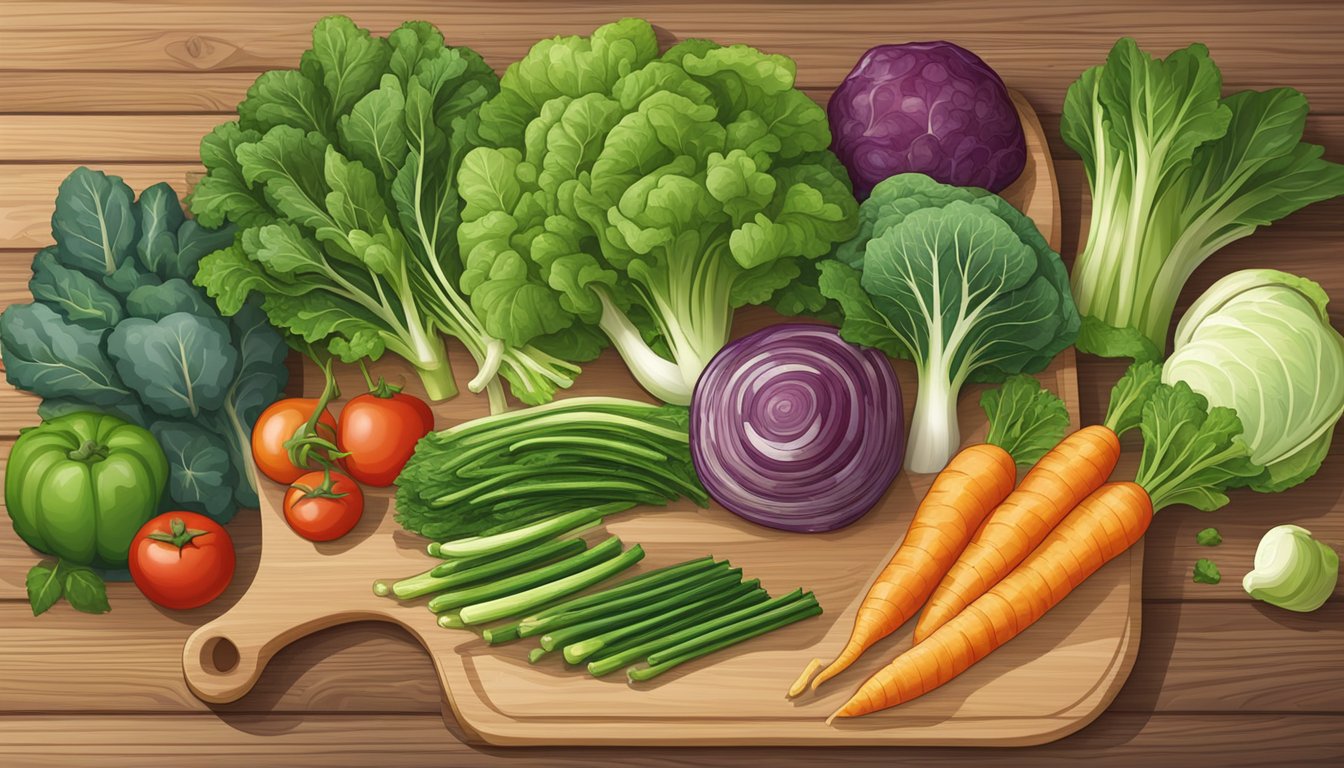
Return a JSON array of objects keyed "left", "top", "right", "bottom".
[{"left": 828, "top": 41, "right": 1027, "bottom": 198}]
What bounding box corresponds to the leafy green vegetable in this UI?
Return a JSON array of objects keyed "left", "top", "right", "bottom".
[
  {"left": 981, "top": 374, "right": 1070, "bottom": 468},
  {"left": 1062, "top": 38, "right": 1344, "bottom": 361},
  {"left": 1193, "top": 558, "right": 1222, "bottom": 584},
  {"left": 191, "top": 16, "right": 583, "bottom": 408},
  {"left": 819, "top": 173, "right": 1078, "bottom": 473},
  {"left": 1243, "top": 524, "right": 1338, "bottom": 612},
  {"left": 1104, "top": 362, "right": 1163, "bottom": 436},
  {"left": 0, "top": 168, "right": 287, "bottom": 522},
  {"left": 1164, "top": 270, "right": 1344, "bottom": 492},
  {"left": 1133, "top": 381, "right": 1260, "bottom": 513},
  {"left": 1196, "top": 527, "right": 1223, "bottom": 547},
  {"left": 456, "top": 17, "right": 858, "bottom": 404},
  {"left": 396, "top": 397, "right": 708, "bottom": 540}
]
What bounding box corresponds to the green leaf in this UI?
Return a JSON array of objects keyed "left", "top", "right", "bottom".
[
  {"left": 217, "top": 300, "right": 289, "bottom": 508},
  {"left": 239, "top": 68, "right": 331, "bottom": 135},
  {"left": 235, "top": 126, "right": 334, "bottom": 235},
  {"left": 981, "top": 374, "right": 1070, "bottom": 467},
  {"left": 63, "top": 567, "right": 111, "bottom": 614},
  {"left": 339, "top": 74, "right": 408, "bottom": 180},
  {"left": 26, "top": 562, "right": 64, "bottom": 616},
  {"left": 28, "top": 248, "right": 125, "bottom": 329},
  {"left": 37, "top": 397, "right": 148, "bottom": 429},
  {"left": 1104, "top": 361, "right": 1163, "bottom": 436},
  {"left": 1134, "top": 381, "right": 1261, "bottom": 513},
  {"left": 171, "top": 220, "right": 237, "bottom": 283},
  {"left": 125, "top": 278, "right": 216, "bottom": 320},
  {"left": 51, "top": 168, "right": 137, "bottom": 278},
  {"left": 151, "top": 421, "right": 238, "bottom": 523},
  {"left": 135, "top": 182, "right": 187, "bottom": 279},
  {"left": 1193, "top": 558, "right": 1222, "bottom": 584},
  {"left": 107, "top": 314, "right": 239, "bottom": 418},
  {"left": 309, "top": 15, "right": 389, "bottom": 117},
  {"left": 1196, "top": 527, "right": 1222, "bottom": 547},
  {"left": 189, "top": 123, "right": 271, "bottom": 229},
  {"left": 0, "top": 303, "right": 130, "bottom": 405}
]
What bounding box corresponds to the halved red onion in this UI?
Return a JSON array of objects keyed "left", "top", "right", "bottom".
[{"left": 689, "top": 324, "right": 904, "bottom": 532}]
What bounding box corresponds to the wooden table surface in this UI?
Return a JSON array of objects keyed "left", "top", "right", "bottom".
[{"left": 0, "top": 1, "right": 1341, "bottom": 765}]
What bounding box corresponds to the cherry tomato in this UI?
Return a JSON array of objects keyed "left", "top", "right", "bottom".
[
  {"left": 252, "top": 398, "right": 339, "bottom": 484},
  {"left": 284, "top": 471, "right": 365, "bottom": 542},
  {"left": 130, "top": 512, "right": 236, "bottom": 610},
  {"left": 337, "top": 390, "right": 434, "bottom": 486}
]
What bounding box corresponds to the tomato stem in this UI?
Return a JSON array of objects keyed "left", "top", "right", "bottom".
[
  {"left": 284, "top": 359, "right": 347, "bottom": 471},
  {"left": 146, "top": 517, "right": 209, "bottom": 550},
  {"left": 358, "top": 359, "right": 403, "bottom": 399},
  {"left": 293, "top": 466, "right": 350, "bottom": 500}
]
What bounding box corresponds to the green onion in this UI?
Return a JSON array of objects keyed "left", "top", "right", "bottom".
[
  {"left": 458, "top": 545, "right": 646, "bottom": 625},
  {"left": 393, "top": 537, "right": 588, "bottom": 600},
  {"left": 437, "top": 613, "right": 464, "bottom": 629},
  {"left": 585, "top": 589, "right": 771, "bottom": 676},
  {"left": 538, "top": 572, "right": 748, "bottom": 652},
  {"left": 517, "top": 563, "right": 736, "bottom": 639},
  {"left": 528, "top": 647, "right": 551, "bottom": 664},
  {"left": 434, "top": 502, "right": 625, "bottom": 558},
  {"left": 480, "top": 556, "right": 720, "bottom": 644},
  {"left": 627, "top": 592, "right": 822, "bottom": 682},
  {"left": 427, "top": 536, "right": 622, "bottom": 613},
  {"left": 561, "top": 582, "right": 767, "bottom": 665}
]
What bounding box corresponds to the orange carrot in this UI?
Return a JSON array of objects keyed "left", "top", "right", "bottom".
[
  {"left": 790, "top": 443, "right": 1017, "bottom": 696},
  {"left": 831, "top": 482, "right": 1153, "bottom": 720},
  {"left": 914, "top": 425, "right": 1120, "bottom": 642}
]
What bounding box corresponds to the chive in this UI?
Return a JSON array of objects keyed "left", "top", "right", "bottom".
[
  {"left": 427, "top": 542, "right": 443, "bottom": 557},
  {"left": 517, "top": 563, "right": 736, "bottom": 638},
  {"left": 561, "top": 582, "right": 767, "bottom": 665},
  {"left": 458, "top": 545, "right": 645, "bottom": 625},
  {"left": 538, "top": 572, "right": 748, "bottom": 652},
  {"left": 393, "top": 537, "right": 588, "bottom": 600},
  {"left": 429, "top": 518, "right": 599, "bottom": 579},
  {"left": 528, "top": 647, "right": 551, "bottom": 664},
  {"left": 496, "top": 556, "right": 720, "bottom": 632},
  {"left": 437, "top": 613, "right": 464, "bottom": 629},
  {"left": 585, "top": 590, "right": 772, "bottom": 677},
  {"left": 627, "top": 593, "right": 822, "bottom": 682},
  {"left": 634, "top": 591, "right": 822, "bottom": 683},
  {"left": 427, "top": 536, "right": 622, "bottom": 613},
  {"left": 434, "top": 502, "right": 626, "bottom": 558},
  {"left": 480, "top": 621, "right": 522, "bottom": 645}
]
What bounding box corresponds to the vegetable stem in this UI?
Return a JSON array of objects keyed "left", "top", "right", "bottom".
[
  {"left": 426, "top": 536, "right": 622, "bottom": 613},
  {"left": 457, "top": 545, "right": 646, "bottom": 625},
  {"left": 433, "top": 503, "right": 623, "bottom": 558},
  {"left": 391, "top": 536, "right": 588, "bottom": 600}
]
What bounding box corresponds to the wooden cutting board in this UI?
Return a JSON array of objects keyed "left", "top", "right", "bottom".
[{"left": 180, "top": 91, "right": 1143, "bottom": 747}]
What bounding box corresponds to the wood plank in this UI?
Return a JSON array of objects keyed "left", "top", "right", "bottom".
[
  {"left": 0, "top": 712, "right": 1339, "bottom": 767},
  {"left": 0, "top": 116, "right": 221, "bottom": 161},
  {"left": 0, "top": 2, "right": 1341, "bottom": 112},
  {"left": 0, "top": 72, "right": 250, "bottom": 114},
  {"left": 1, "top": 574, "right": 1336, "bottom": 717}
]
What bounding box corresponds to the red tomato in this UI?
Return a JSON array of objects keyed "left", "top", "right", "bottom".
[
  {"left": 337, "top": 391, "right": 434, "bottom": 486},
  {"left": 284, "top": 471, "right": 365, "bottom": 542},
  {"left": 130, "top": 512, "right": 236, "bottom": 610},
  {"left": 252, "top": 398, "right": 339, "bottom": 484}
]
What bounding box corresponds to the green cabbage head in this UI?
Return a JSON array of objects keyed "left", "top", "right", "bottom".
[
  {"left": 456, "top": 18, "right": 858, "bottom": 404},
  {"left": 1164, "top": 269, "right": 1344, "bottom": 492}
]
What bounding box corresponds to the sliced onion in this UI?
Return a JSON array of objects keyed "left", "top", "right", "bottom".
[{"left": 689, "top": 324, "right": 904, "bottom": 532}]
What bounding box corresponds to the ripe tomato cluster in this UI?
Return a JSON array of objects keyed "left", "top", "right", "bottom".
[{"left": 251, "top": 370, "right": 434, "bottom": 543}]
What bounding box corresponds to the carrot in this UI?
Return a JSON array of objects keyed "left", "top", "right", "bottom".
[
  {"left": 913, "top": 425, "right": 1120, "bottom": 641},
  {"left": 831, "top": 482, "right": 1153, "bottom": 720},
  {"left": 913, "top": 362, "right": 1161, "bottom": 643},
  {"left": 790, "top": 443, "right": 1017, "bottom": 696}
]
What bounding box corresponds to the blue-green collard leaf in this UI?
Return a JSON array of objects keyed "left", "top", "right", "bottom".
[
  {"left": 28, "top": 248, "right": 124, "bottom": 329},
  {"left": 219, "top": 300, "right": 288, "bottom": 508},
  {"left": 107, "top": 313, "right": 239, "bottom": 418},
  {"left": 135, "top": 182, "right": 186, "bottom": 279},
  {"left": 0, "top": 303, "right": 130, "bottom": 405},
  {"left": 150, "top": 421, "right": 238, "bottom": 523},
  {"left": 52, "top": 168, "right": 138, "bottom": 278},
  {"left": 125, "top": 278, "right": 216, "bottom": 320},
  {"left": 103, "top": 259, "right": 162, "bottom": 297},
  {"left": 173, "top": 220, "right": 237, "bottom": 283}
]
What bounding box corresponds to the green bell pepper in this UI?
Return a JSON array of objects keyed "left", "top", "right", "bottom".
[{"left": 6, "top": 411, "right": 168, "bottom": 570}]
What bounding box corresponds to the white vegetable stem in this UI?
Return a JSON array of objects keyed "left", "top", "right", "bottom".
[
  {"left": 906, "top": 364, "right": 961, "bottom": 474},
  {"left": 596, "top": 291, "right": 696, "bottom": 405}
]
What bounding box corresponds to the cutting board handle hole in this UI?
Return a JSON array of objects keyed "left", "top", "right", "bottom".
[{"left": 200, "top": 636, "right": 239, "bottom": 675}]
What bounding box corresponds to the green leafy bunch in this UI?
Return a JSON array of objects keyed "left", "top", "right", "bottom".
[
  {"left": 818, "top": 173, "right": 1079, "bottom": 473},
  {"left": 456, "top": 17, "right": 859, "bottom": 404},
  {"left": 190, "top": 15, "right": 585, "bottom": 409},
  {"left": 0, "top": 168, "right": 288, "bottom": 522}
]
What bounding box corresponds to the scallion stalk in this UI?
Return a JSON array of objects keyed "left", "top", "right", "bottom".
[
  {"left": 458, "top": 545, "right": 646, "bottom": 625},
  {"left": 427, "top": 536, "right": 622, "bottom": 613},
  {"left": 433, "top": 502, "right": 626, "bottom": 558},
  {"left": 517, "top": 563, "right": 736, "bottom": 639},
  {"left": 392, "top": 537, "right": 588, "bottom": 600}
]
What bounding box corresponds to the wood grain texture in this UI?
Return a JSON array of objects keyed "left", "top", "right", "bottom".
[{"left": 0, "top": 712, "right": 1339, "bottom": 767}]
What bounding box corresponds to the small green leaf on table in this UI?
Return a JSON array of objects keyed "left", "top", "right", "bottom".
[{"left": 1193, "top": 558, "right": 1222, "bottom": 584}]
